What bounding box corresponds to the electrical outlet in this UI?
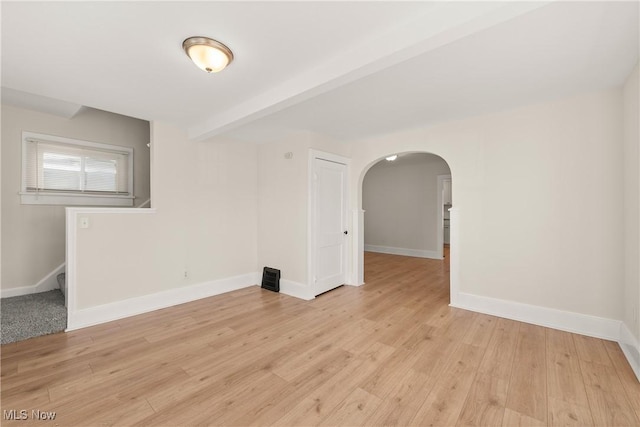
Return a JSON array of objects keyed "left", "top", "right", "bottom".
[
  {"left": 79, "top": 217, "right": 89, "bottom": 229},
  {"left": 184, "top": 270, "right": 188, "bottom": 279}
]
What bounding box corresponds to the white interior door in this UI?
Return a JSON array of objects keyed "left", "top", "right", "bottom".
[{"left": 313, "top": 157, "right": 348, "bottom": 296}]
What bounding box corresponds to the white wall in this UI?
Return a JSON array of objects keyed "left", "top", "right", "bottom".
[
  {"left": 363, "top": 153, "right": 450, "bottom": 257},
  {"left": 1, "top": 105, "right": 150, "bottom": 292},
  {"left": 350, "top": 88, "right": 624, "bottom": 321},
  {"left": 64, "top": 122, "right": 258, "bottom": 329},
  {"left": 257, "top": 134, "right": 310, "bottom": 287},
  {"left": 623, "top": 63, "right": 640, "bottom": 351},
  {"left": 257, "top": 131, "right": 350, "bottom": 290},
  {"left": 70, "top": 122, "right": 258, "bottom": 313},
  {"left": 68, "top": 126, "right": 355, "bottom": 326}
]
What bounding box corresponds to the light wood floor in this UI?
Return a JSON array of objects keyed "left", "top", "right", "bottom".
[{"left": 2, "top": 252, "right": 639, "bottom": 426}]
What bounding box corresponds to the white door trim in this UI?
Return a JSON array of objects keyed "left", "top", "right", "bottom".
[{"left": 308, "top": 149, "right": 351, "bottom": 296}]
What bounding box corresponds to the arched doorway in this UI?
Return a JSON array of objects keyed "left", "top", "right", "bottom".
[{"left": 351, "top": 151, "right": 459, "bottom": 305}]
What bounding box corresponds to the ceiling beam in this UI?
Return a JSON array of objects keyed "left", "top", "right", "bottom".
[
  {"left": 188, "top": 1, "right": 550, "bottom": 141},
  {"left": 2, "top": 88, "right": 84, "bottom": 119}
]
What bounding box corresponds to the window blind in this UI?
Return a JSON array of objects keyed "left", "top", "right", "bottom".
[{"left": 24, "top": 138, "right": 130, "bottom": 195}]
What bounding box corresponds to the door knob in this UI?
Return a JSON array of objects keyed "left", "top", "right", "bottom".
[{"left": 344, "top": 231, "right": 348, "bottom": 235}]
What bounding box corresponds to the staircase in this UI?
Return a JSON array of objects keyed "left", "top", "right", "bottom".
[{"left": 57, "top": 273, "right": 66, "bottom": 296}]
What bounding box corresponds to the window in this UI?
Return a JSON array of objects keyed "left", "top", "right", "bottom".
[{"left": 21, "top": 132, "right": 134, "bottom": 206}]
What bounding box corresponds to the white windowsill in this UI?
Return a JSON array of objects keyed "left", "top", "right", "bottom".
[{"left": 20, "top": 192, "right": 134, "bottom": 207}]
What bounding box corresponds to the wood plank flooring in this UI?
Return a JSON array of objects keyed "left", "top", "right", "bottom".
[{"left": 1, "top": 251, "right": 639, "bottom": 426}]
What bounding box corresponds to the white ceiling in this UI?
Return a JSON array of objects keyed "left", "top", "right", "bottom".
[{"left": 2, "top": 1, "right": 638, "bottom": 143}]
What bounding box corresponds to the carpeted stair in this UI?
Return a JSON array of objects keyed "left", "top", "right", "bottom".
[{"left": 0, "top": 290, "right": 67, "bottom": 344}]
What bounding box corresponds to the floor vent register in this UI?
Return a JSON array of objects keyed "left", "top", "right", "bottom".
[{"left": 261, "top": 267, "right": 280, "bottom": 293}]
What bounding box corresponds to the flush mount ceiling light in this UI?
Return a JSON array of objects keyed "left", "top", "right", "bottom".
[
  {"left": 182, "top": 36, "right": 234, "bottom": 73},
  {"left": 385, "top": 155, "right": 398, "bottom": 161}
]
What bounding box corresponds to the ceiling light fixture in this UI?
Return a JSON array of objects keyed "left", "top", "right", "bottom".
[
  {"left": 182, "top": 36, "right": 234, "bottom": 73},
  {"left": 386, "top": 155, "right": 398, "bottom": 161}
]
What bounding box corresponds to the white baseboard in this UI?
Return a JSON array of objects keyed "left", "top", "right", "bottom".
[
  {"left": 279, "top": 279, "right": 314, "bottom": 301},
  {"left": 1, "top": 262, "right": 66, "bottom": 298},
  {"left": 345, "top": 281, "right": 365, "bottom": 288},
  {"left": 453, "top": 292, "right": 640, "bottom": 382},
  {"left": 620, "top": 322, "right": 640, "bottom": 382},
  {"left": 66, "top": 273, "right": 257, "bottom": 331},
  {"left": 451, "top": 292, "right": 621, "bottom": 342},
  {"left": 364, "top": 244, "right": 441, "bottom": 260}
]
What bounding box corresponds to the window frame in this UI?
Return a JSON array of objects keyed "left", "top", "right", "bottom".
[{"left": 21, "top": 131, "right": 134, "bottom": 207}]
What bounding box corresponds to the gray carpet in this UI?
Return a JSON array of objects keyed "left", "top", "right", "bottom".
[{"left": 1, "top": 290, "right": 67, "bottom": 344}]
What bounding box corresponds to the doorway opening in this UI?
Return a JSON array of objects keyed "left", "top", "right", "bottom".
[
  {"left": 360, "top": 152, "right": 452, "bottom": 296},
  {"left": 438, "top": 173, "right": 452, "bottom": 260}
]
